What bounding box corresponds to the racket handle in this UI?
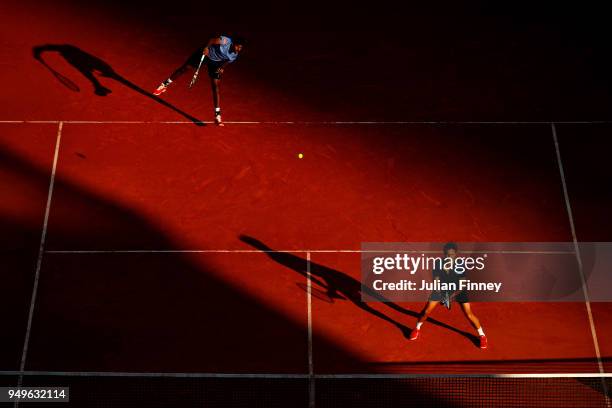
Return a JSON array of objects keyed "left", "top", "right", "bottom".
[{"left": 188, "top": 54, "right": 207, "bottom": 88}]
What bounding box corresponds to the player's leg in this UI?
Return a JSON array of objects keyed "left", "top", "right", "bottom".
[
  {"left": 410, "top": 300, "right": 439, "bottom": 340},
  {"left": 460, "top": 302, "right": 487, "bottom": 349},
  {"left": 205, "top": 59, "right": 225, "bottom": 125},
  {"left": 210, "top": 77, "right": 223, "bottom": 125},
  {"left": 417, "top": 300, "right": 440, "bottom": 325},
  {"left": 153, "top": 63, "right": 191, "bottom": 95},
  {"left": 153, "top": 49, "right": 201, "bottom": 95},
  {"left": 459, "top": 302, "right": 481, "bottom": 329}
]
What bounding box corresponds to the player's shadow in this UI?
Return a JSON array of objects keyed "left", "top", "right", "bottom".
[
  {"left": 32, "top": 44, "right": 204, "bottom": 126},
  {"left": 240, "top": 235, "right": 480, "bottom": 347}
]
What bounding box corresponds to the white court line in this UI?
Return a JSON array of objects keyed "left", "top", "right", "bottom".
[
  {"left": 551, "top": 123, "right": 610, "bottom": 406},
  {"left": 16, "top": 122, "right": 63, "bottom": 403},
  {"left": 306, "top": 252, "right": 315, "bottom": 408},
  {"left": 306, "top": 252, "right": 314, "bottom": 375},
  {"left": 44, "top": 249, "right": 576, "bottom": 254},
  {"left": 0, "top": 370, "right": 610, "bottom": 378},
  {"left": 1, "top": 120, "right": 612, "bottom": 125}
]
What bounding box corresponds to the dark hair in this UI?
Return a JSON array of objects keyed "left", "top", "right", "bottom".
[
  {"left": 232, "top": 36, "right": 246, "bottom": 46},
  {"left": 443, "top": 242, "right": 458, "bottom": 254}
]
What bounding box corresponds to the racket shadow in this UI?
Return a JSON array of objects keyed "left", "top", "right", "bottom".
[
  {"left": 38, "top": 60, "right": 80, "bottom": 92},
  {"left": 32, "top": 44, "right": 204, "bottom": 126},
  {"left": 239, "top": 235, "right": 479, "bottom": 346}
]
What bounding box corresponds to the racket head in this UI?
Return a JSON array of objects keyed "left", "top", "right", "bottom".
[
  {"left": 37, "top": 59, "right": 80, "bottom": 91},
  {"left": 441, "top": 292, "right": 452, "bottom": 310}
]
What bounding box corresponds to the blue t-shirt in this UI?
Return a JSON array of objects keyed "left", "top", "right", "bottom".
[{"left": 207, "top": 36, "right": 238, "bottom": 62}]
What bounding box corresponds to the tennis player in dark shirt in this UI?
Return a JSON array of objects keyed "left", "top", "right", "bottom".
[{"left": 410, "top": 242, "right": 488, "bottom": 349}]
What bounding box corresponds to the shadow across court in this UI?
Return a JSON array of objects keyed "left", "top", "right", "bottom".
[
  {"left": 239, "top": 235, "right": 480, "bottom": 347},
  {"left": 0, "top": 134, "right": 468, "bottom": 406},
  {"left": 32, "top": 44, "right": 204, "bottom": 125}
]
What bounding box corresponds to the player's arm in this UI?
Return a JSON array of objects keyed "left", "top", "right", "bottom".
[{"left": 203, "top": 35, "right": 229, "bottom": 56}]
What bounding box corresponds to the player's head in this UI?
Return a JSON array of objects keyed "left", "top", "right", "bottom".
[
  {"left": 231, "top": 36, "right": 246, "bottom": 54},
  {"left": 443, "top": 242, "right": 458, "bottom": 258}
]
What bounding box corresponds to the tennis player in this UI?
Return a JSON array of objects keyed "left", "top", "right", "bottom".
[
  {"left": 409, "top": 242, "right": 488, "bottom": 349},
  {"left": 153, "top": 35, "right": 245, "bottom": 126}
]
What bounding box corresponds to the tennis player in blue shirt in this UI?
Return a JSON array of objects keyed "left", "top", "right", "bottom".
[{"left": 153, "top": 35, "right": 245, "bottom": 125}]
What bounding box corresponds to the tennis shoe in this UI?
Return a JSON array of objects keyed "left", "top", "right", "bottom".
[
  {"left": 479, "top": 335, "right": 488, "bottom": 349},
  {"left": 409, "top": 328, "right": 420, "bottom": 341},
  {"left": 215, "top": 114, "right": 224, "bottom": 126},
  {"left": 153, "top": 82, "right": 169, "bottom": 96}
]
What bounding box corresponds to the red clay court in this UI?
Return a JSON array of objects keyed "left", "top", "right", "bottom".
[{"left": 1, "top": 1, "right": 612, "bottom": 407}]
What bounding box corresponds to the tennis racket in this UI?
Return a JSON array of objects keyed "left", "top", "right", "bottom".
[
  {"left": 188, "top": 54, "right": 206, "bottom": 88},
  {"left": 441, "top": 291, "right": 452, "bottom": 310}
]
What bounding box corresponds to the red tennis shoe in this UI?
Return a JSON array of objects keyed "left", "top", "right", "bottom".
[
  {"left": 153, "top": 83, "right": 168, "bottom": 96},
  {"left": 479, "top": 335, "right": 488, "bottom": 349},
  {"left": 409, "top": 328, "right": 420, "bottom": 341},
  {"left": 215, "top": 114, "right": 224, "bottom": 126}
]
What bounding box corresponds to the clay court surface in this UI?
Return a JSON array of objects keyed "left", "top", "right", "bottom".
[{"left": 1, "top": 1, "right": 612, "bottom": 406}]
